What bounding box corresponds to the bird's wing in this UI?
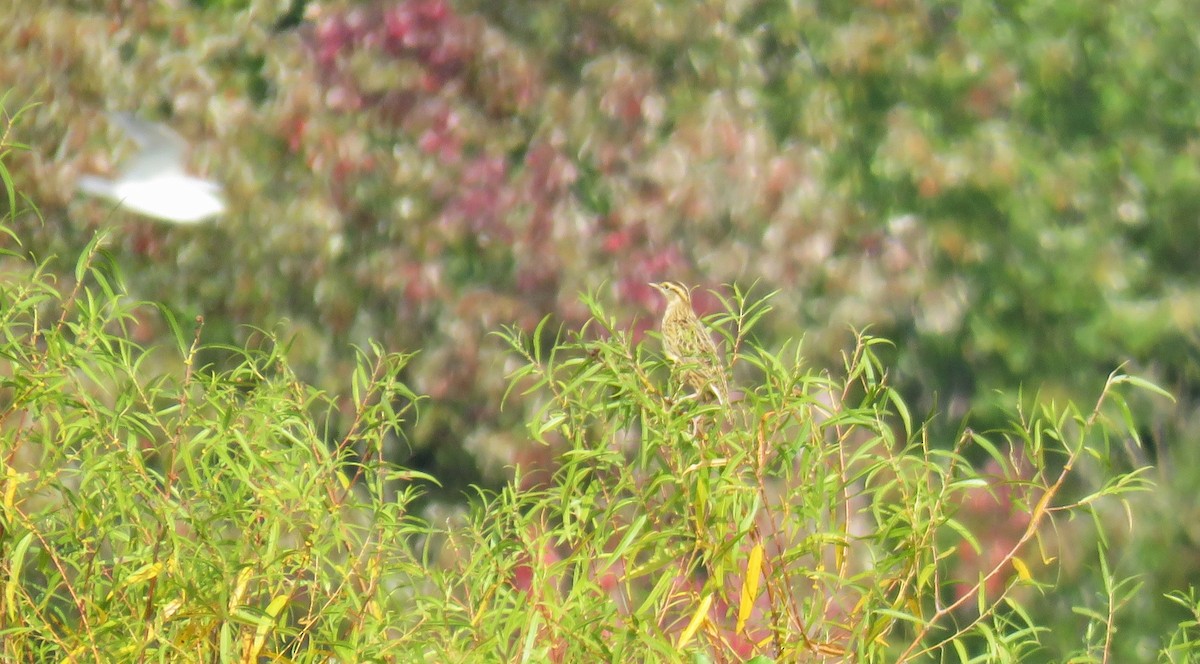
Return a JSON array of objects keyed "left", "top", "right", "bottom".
[
  {"left": 108, "top": 113, "right": 190, "bottom": 178},
  {"left": 699, "top": 327, "right": 723, "bottom": 360}
]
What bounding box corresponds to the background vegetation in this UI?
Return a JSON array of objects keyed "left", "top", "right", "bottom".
[{"left": 2, "top": 0, "right": 1200, "bottom": 660}]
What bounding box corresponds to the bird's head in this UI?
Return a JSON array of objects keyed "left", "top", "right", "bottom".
[{"left": 649, "top": 281, "right": 693, "bottom": 307}]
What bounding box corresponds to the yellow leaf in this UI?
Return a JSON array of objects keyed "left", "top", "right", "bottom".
[
  {"left": 677, "top": 593, "right": 712, "bottom": 650},
  {"left": 229, "top": 567, "right": 253, "bottom": 614},
  {"left": 124, "top": 562, "right": 163, "bottom": 586},
  {"left": 162, "top": 597, "right": 184, "bottom": 620},
  {"left": 1030, "top": 490, "right": 1053, "bottom": 523},
  {"left": 907, "top": 597, "right": 924, "bottom": 621},
  {"left": 737, "top": 544, "right": 764, "bottom": 633},
  {"left": 248, "top": 595, "right": 290, "bottom": 661},
  {"left": 1011, "top": 556, "right": 1032, "bottom": 582},
  {"left": 3, "top": 468, "right": 26, "bottom": 511},
  {"left": 265, "top": 594, "right": 289, "bottom": 618}
]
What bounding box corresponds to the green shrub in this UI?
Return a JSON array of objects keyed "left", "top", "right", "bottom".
[
  {"left": 486, "top": 288, "right": 1166, "bottom": 662},
  {"left": 0, "top": 237, "right": 435, "bottom": 660},
  {"left": 0, "top": 221, "right": 1172, "bottom": 661}
]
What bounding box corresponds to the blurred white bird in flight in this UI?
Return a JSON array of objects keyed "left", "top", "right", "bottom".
[{"left": 77, "top": 113, "right": 226, "bottom": 224}]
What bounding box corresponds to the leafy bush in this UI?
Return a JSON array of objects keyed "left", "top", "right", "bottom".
[
  {"left": 0, "top": 235, "right": 435, "bottom": 660},
  {"left": 487, "top": 289, "right": 1165, "bottom": 661},
  {"left": 0, "top": 192, "right": 1178, "bottom": 659}
]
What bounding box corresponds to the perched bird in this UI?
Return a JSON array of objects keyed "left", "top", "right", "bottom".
[
  {"left": 649, "top": 281, "right": 728, "bottom": 404},
  {"left": 77, "top": 113, "right": 225, "bottom": 224}
]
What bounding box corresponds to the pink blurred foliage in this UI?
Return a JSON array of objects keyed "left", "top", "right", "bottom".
[
  {"left": 417, "top": 104, "right": 463, "bottom": 163},
  {"left": 423, "top": 347, "right": 479, "bottom": 401},
  {"left": 618, "top": 242, "right": 686, "bottom": 301},
  {"left": 522, "top": 142, "right": 576, "bottom": 237},
  {"left": 382, "top": 252, "right": 443, "bottom": 306},
  {"left": 439, "top": 153, "right": 513, "bottom": 243},
  {"left": 513, "top": 262, "right": 558, "bottom": 297},
  {"left": 313, "top": 0, "right": 469, "bottom": 88},
  {"left": 312, "top": 10, "right": 357, "bottom": 69},
  {"left": 309, "top": 0, "right": 474, "bottom": 119}
]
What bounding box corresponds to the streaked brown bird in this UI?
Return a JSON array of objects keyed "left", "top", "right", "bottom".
[{"left": 649, "top": 281, "right": 728, "bottom": 404}]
